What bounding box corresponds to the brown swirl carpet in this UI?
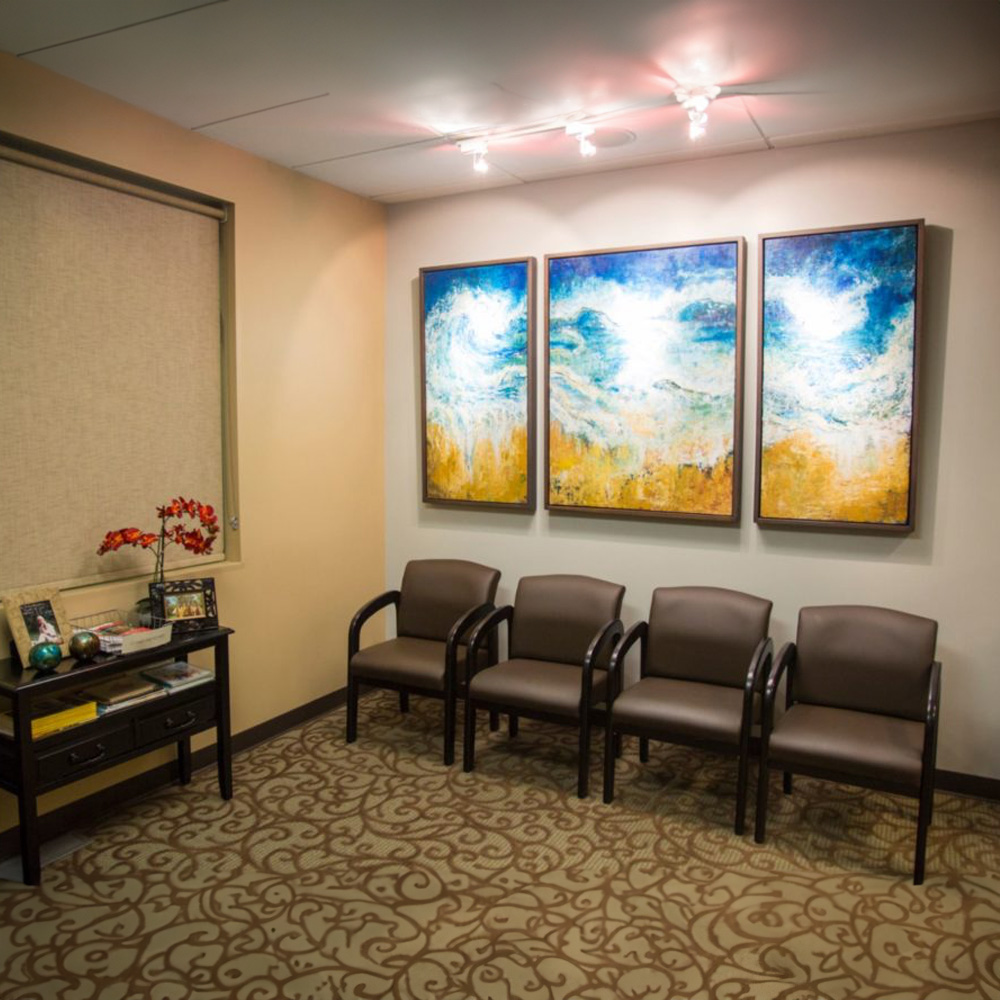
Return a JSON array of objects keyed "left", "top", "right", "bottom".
[{"left": 2, "top": 692, "right": 999, "bottom": 1000}]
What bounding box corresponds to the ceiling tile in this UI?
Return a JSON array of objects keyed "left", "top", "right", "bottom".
[{"left": 298, "top": 140, "right": 523, "bottom": 202}]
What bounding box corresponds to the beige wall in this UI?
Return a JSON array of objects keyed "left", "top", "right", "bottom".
[
  {"left": 386, "top": 119, "right": 1000, "bottom": 780},
  {"left": 0, "top": 53, "right": 387, "bottom": 832}
]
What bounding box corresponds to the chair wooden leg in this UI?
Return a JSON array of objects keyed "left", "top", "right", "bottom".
[
  {"left": 734, "top": 751, "right": 749, "bottom": 836},
  {"left": 346, "top": 677, "right": 359, "bottom": 743},
  {"left": 578, "top": 715, "right": 591, "bottom": 798},
  {"left": 914, "top": 777, "right": 935, "bottom": 885},
  {"left": 603, "top": 725, "right": 616, "bottom": 804},
  {"left": 508, "top": 713, "right": 519, "bottom": 738},
  {"left": 782, "top": 772, "right": 793, "bottom": 794},
  {"left": 399, "top": 691, "right": 410, "bottom": 714},
  {"left": 639, "top": 736, "right": 650, "bottom": 763},
  {"left": 463, "top": 702, "right": 476, "bottom": 772},
  {"left": 488, "top": 709, "right": 500, "bottom": 732},
  {"left": 443, "top": 696, "right": 456, "bottom": 766},
  {"left": 755, "top": 758, "right": 769, "bottom": 844}
]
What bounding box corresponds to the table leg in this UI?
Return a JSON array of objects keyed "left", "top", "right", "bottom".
[
  {"left": 215, "top": 635, "right": 233, "bottom": 799},
  {"left": 15, "top": 698, "right": 41, "bottom": 885}
]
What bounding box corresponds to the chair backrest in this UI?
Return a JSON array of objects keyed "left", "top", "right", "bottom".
[
  {"left": 396, "top": 559, "right": 501, "bottom": 642},
  {"left": 794, "top": 605, "right": 938, "bottom": 721},
  {"left": 509, "top": 574, "right": 625, "bottom": 665},
  {"left": 645, "top": 586, "right": 772, "bottom": 686}
]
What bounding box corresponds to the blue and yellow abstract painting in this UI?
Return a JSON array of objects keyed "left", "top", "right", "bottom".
[
  {"left": 547, "top": 241, "right": 742, "bottom": 517},
  {"left": 758, "top": 223, "right": 921, "bottom": 526},
  {"left": 421, "top": 259, "right": 533, "bottom": 506}
]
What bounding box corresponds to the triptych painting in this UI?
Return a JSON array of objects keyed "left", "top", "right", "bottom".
[
  {"left": 420, "top": 258, "right": 535, "bottom": 509},
  {"left": 756, "top": 220, "right": 923, "bottom": 531},
  {"left": 546, "top": 240, "right": 744, "bottom": 521},
  {"left": 418, "top": 219, "right": 923, "bottom": 532}
]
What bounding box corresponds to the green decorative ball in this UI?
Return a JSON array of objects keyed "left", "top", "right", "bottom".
[
  {"left": 70, "top": 630, "right": 101, "bottom": 661},
  {"left": 28, "top": 641, "right": 63, "bottom": 671}
]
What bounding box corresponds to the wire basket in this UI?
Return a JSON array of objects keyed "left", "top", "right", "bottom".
[{"left": 71, "top": 609, "right": 174, "bottom": 655}]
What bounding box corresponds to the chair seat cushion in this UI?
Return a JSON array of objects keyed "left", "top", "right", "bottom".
[
  {"left": 469, "top": 658, "right": 608, "bottom": 716},
  {"left": 769, "top": 703, "right": 924, "bottom": 788},
  {"left": 351, "top": 637, "right": 469, "bottom": 691},
  {"left": 612, "top": 677, "right": 748, "bottom": 745}
]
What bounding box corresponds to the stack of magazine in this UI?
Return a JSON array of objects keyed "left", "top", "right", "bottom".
[
  {"left": 81, "top": 661, "right": 213, "bottom": 713},
  {"left": 141, "top": 661, "right": 213, "bottom": 691},
  {"left": 80, "top": 674, "right": 167, "bottom": 714}
]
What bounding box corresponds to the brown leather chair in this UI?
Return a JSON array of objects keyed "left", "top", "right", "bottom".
[
  {"left": 347, "top": 559, "right": 501, "bottom": 765},
  {"left": 755, "top": 605, "right": 941, "bottom": 884},
  {"left": 463, "top": 574, "right": 625, "bottom": 797},
  {"left": 602, "top": 586, "right": 773, "bottom": 834}
]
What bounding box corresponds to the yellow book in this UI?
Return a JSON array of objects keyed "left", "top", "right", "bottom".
[{"left": 0, "top": 695, "right": 99, "bottom": 739}]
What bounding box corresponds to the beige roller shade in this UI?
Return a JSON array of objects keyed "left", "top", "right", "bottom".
[{"left": 0, "top": 155, "right": 225, "bottom": 590}]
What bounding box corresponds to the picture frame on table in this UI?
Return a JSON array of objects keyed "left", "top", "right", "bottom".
[
  {"left": 755, "top": 219, "right": 924, "bottom": 532},
  {"left": 1, "top": 585, "right": 72, "bottom": 665},
  {"left": 149, "top": 577, "right": 218, "bottom": 633}
]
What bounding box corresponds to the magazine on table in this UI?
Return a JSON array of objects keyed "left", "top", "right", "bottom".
[{"left": 141, "top": 660, "right": 213, "bottom": 690}]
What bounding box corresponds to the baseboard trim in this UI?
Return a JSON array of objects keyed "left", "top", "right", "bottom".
[
  {"left": 3, "top": 694, "right": 998, "bottom": 861},
  {"left": 936, "top": 769, "right": 1000, "bottom": 801},
  {"left": 0, "top": 687, "right": 347, "bottom": 862}
]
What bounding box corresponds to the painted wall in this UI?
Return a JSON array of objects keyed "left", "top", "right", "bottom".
[
  {"left": 385, "top": 120, "right": 1000, "bottom": 780},
  {"left": 0, "top": 54, "right": 386, "bottom": 832}
]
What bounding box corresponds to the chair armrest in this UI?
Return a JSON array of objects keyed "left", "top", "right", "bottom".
[
  {"left": 607, "top": 620, "right": 647, "bottom": 705},
  {"left": 922, "top": 660, "right": 942, "bottom": 771},
  {"left": 742, "top": 637, "right": 774, "bottom": 728},
  {"left": 445, "top": 602, "right": 495, "bottom": 679},
  {"left": 581, "top": 618, "right": 624, "bottom": 702},
  {"left": 761, "top": 641, "right": 796, "bottom": 743},
  {"left": 467, "top": 605, "right": 513, "bottom": 680},
  {"left": 744, "top": 637, "right": 774, "bottom": 695},
  {"left": 348, "top": 590, "right": 400, "bottom": 661}
]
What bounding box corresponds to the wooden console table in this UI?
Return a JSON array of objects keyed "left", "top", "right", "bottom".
[{"left": 0, "top": 627, "right": 233, "bottom": 885}]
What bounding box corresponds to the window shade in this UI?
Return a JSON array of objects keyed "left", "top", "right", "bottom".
[{"left": 0, "top": 155, "right": 225, "bottom": 591}]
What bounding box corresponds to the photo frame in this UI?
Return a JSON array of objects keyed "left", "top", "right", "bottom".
[
  {"left": 755, "top": 220, "right": 924, "bottom": 531},
  {"left": 545, "top": 238, "right": 745, "bottom": 521},
  {"left": 420, "top": 257, "right": 536, "bottom": 510},
  {"left": 149, "top": 577, "right": 218, "bottom": 633},
  {"left": 1, "top": 585, "right": 72, "bottom": 665}
]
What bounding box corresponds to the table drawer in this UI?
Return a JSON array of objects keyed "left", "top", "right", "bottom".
[
  {"left": 37, "top": 725, "right": 134, "bottom": 785},
  {"left": 136, "top": 695, "right": 215, "bottom": 747}
]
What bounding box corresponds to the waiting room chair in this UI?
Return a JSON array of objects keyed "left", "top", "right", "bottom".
[
  {"left": 755, "top": 604, "right": 941, "bottom": 884},
  {"left": 602, "top": 586, "right": 773, "bottom": 834},
  {"left": 347, "top": 559, "right": 501, "bottom": 765},
  {"left": 463, "top": 573, "right": 625, "bottom": 797}
]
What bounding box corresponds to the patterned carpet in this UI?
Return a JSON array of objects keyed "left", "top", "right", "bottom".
[{"left": 2, "top": 692, "right": 999, "bottom": 1000}]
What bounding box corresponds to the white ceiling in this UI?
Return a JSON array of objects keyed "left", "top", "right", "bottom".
[{"left": 2, "top": 0, "right": 999, "bottom": 203}]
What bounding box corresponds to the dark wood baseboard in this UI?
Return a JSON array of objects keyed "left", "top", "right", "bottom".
[
  {"left": 3, "top": 691, "right": 999, "bottom": 862},
  {"left": 0, "top": 687, "right": 347, "bottom": 862},
  {"left": 936, "top": 769, "right": 1000, "bottom": 801}
]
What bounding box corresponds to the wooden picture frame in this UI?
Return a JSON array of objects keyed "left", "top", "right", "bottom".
[
  {"left": 150, "top": 577, "right": 218, "bottom": 633},
  {"left": 420, "top": 257, "right": 536, "bottom": 510},
  {"left": 545, "top": 238, "right": 746, "bottom": 521},
  {"left": 755, "top": 220, "right": 924, "bottom": 532},
  {"left": 1, "top": 585, "right": 72, "bottom": 665}
]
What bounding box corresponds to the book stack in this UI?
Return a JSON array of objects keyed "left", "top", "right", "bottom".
[
  {"left": 0, "top": 694, "right": 98, "bottom": 739},
  {"left": 142, "top": 661, "right": 213, "bottom": 690},
  {"left": 80, "top": 674, "right": 167, "bottom": 714},
  {"left": 89, "top": 619, "right": 154, "bottom": 655}
]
